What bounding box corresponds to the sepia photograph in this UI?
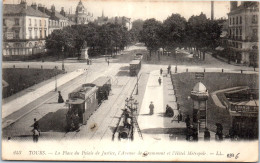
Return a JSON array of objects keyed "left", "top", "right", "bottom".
[{"left": 1, "top": 0, "right": 259, "bottom": 161}]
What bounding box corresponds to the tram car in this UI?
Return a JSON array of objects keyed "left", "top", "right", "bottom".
[
  {"left": 66, "top": 76, "right": 112, "bottom": 131},
  {"left": 83, "top": 76, "right": 111, "bottom": 105},
  {"left": 129, "top": 60, "right": 141, "bottom": 76},
  {"left": 66, "top": 85, "right": 98, "bottom": 131}
]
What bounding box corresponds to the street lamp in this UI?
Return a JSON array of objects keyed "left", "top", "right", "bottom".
[
  {"left": 129, "top": 96, "right": 134, "bottom": 109},
  {"left": 133, "top": 100, "right": 138, "bottom": 113},
  {"left": 136, "top": 74, "right": 138, "bottom": 95},
  {"left": 62, "top": 46, "right": 65, "bottom": 71}
]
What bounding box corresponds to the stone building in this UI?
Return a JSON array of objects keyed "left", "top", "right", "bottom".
[
  {"left": 38, "top": 4, "right": 72, "bottom": 35},
  {"left": 95, "top": 11, "right": 131, "bottom": 30},
  {"left": 227, "top": 1, "right": 259, "bottom": 66},
  {"left": 67, "top": 0, "right": 93, "bottom": 25},
  {"left": 3, "top": 0, "right": 49, "bottom": 56}
]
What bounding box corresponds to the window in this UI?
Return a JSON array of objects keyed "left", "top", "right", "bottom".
[
  {"left": 240, "top": 16, "right": 242, "bottom": 24},
  {"left": 15, "top": 18, "right": 19, "bottom": 25},
  {"left": 229, "top": 18, "right": 231, "bottom": 25},
  {"left": 34, "top": 29, "right": 37, "bottom": 39},
  {"left": 39, "top": 20, "right": 41, "bottom": 26},
  {"left": 233, "top": 17, "right": 235, "bottom": 25},
  {"left": 35, "top": 19, "right": 37, "bottom": 26},
  {"left": 252, "top": 15, "right": 258, "bottom": 24},
  {"left": 44, "top": 29, "right": 47, "bottom": 38},
  {"left": 29, "top": 19, "right": 31, "bottom": 26},
  {"left": 40, "top": 29, "right": 42, "bottom": 38},
  {"left": 236, "top": 17, "right": 238, "bottom": 24},
  {"left": 3, "top": 19, "right": 6, "bottom": 26},
  {"left": 45, "top": 20, "right": 46, "bottom": 27},
  {"left": 14, "top": 30, "right": 19, "bottom": 39},
  {"left": 240, "top": 28, "right": 242, "bottom": 35},
  {"left": 29, "top": 29, "right": 32, "bottom": 39}
]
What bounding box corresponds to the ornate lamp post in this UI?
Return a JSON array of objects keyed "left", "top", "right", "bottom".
[
  {"left": 136, "top": 74, "right": 138, "bottom": 95},
  {"left": 129, "top": 96, "right": 134, "bottom": 109},
  {"left": 133, "top": 100, "right": 139, "bottom": 113}
]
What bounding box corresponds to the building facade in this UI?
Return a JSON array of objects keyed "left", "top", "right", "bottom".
[
  {"left": 67, "top": 0, "right": 93, "bottom": 25},
  {"left": 227, "top": 1, "right": 259, "bottom": 66},
  {"left": 38, "top": 4, "right": 71, "bottom": 35},
  {"left": 3, "top": 0, "right": 49, "bottom": 56}
]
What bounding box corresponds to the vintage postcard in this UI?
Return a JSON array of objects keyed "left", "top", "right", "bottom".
[{"left": 1, "top": 0, "right": 259, "bottom": 161}]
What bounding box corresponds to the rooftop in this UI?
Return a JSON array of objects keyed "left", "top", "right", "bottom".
[{"left": 3, "top": 4, "right": 49, "bottom": 18}]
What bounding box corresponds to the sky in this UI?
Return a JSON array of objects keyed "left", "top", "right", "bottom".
[{"left": 3, "top": 0, "right": 232, "bottom": 21}]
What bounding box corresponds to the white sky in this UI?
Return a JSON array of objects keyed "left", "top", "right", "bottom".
[{"left": 4, "top": 0, "right": 231, "bottom": 21}]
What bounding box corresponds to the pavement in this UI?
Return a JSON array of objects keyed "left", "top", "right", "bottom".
[
  {"left": 2, "top": 69, "right": 86, "bottom": 119},
  {"left": 136, "top": 69, "right": 186, "bottom": 141}
]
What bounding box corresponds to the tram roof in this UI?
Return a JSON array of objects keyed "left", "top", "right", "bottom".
[
  {"left": 92, "top": 76, "right": 111, "bottom": 87},
  {"left": 67, "top": 98, "right": 85, "bottom": 104},
  {"left": 129, "top": 60, "right": 141, "bottom": 64}
]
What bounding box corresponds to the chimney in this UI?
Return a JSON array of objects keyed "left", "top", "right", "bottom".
[
  {"left": 20, "top": 0, "right": 27, "bottom": 9},
  {"left": 31, "top": 2, "right": 37, "bottom": 10},
  {"left": 38, "top": 4, "right": 46, "bottom": 13},
  {"left": 211, "top": 1, "right": 214, "bottom": 20},
  {"left": 51, "top": 5, "right": 55, "bottom": 17},
  {"left": 230, "top": 1, "right": 238, "bottom": 11}
]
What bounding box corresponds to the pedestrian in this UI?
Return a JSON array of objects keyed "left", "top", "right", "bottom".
[
  {"left": 167, "top": 65, "right": 171, "bottom": 74},
  {"left": 160, "top": 68, "right": 163, "bottom": 75},
  {"left": 204, "top": 128, "right": 211, "bottom": 141},
  {"left": 33, "top": 118, "right": 39, "bottom": 131},
  {"left": 107, "top": 60, "right": 110, "bottom": 66},
  {"left": 58, "top": 91, "right": 64, "bottom": 103},
  {"left": 185, "top": 115, "right": 190, "bottom": 128},
  {"left": 32, "top": 129, "right": 40, "bottom": 142},
  {"left": 215, "top": 123, "right": 223, "bottom": 141},
  {"left": 149, "top": 101, "right": 154, "bottom": 115},
  {"left": 158, "top": 77, "right": 162, "bottom": 86}
]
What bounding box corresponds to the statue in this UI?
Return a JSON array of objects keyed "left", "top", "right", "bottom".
[{"left": 80, "top": 41, "right": 89, "bottom": 60}]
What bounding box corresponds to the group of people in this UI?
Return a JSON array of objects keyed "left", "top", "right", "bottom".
[{"left": 66, "top": 111, "right": 80, "bottom": 131}]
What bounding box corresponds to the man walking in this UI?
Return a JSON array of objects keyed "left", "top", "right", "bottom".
[
  {"left": 158, "top": 77, "right": 162, "bottom": 86},
  {"left": 160, "top": 68, "right": 163, "bottom": 75},
  {"left": 149, "top": 101, "right": 154, "bottom": 115}
]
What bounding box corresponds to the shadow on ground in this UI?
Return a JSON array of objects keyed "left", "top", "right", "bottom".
[
  {"left": 141, "top": 127, "right": 186, "bottom": 135},
  {"left": 34, "top": 108, "right": 68, "bottom": 132},
  {"left": 116, "top": 71, "right": 129, "bottom": 76}
]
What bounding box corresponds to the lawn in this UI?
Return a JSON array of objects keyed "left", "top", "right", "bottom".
[
  {"left": 2, "top": 68, "right": 63, "bottom": 98},
  {"left": 171, "top": 72, "right": 258, "bottom": 135}
]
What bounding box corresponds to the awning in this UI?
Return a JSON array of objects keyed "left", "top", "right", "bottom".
[{"left": 215, "top": 46, "right": 224, "bottom": 51}]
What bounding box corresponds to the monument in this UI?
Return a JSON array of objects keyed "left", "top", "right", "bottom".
[
  {"left": 80, "top": 41, "right": 89, "bottom": 60},
  {"left": 190, "top": 82, "right": 209, "bottom": 133}
]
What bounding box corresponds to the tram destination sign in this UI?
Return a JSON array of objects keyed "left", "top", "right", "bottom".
[{"left": 195, "top": 72, "right": 204, "bottom": 79}]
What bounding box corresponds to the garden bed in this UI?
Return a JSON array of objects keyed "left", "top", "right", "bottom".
[
  {"left": 2, "top": 68, "right": 63, "bottom": 98},
  {"left": 171, "top": 72, "right": 258, "bottom": 135}
]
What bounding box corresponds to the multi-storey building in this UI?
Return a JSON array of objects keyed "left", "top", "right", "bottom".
[
  {"left": 38, "top": 4, "right": 71, "bottom": 35},
  {"left": 67, "top": 0, "right": 93, "bottom": 25},
  {"left": 227, "top": 1, "right": 259, "bottom": 66},
  {"left": 3, "top": 0, "right": 49, "bottom": 56},
  {"left": 95, "top": 12, "right": 131, "bottom": 30}
]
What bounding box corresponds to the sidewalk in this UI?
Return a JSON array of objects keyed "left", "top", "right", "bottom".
[
  {"left": 136, "top": 69, "right": 186, "bottom": 141},
  {"left": 2, "top": 69, "right": 86, "bottom": 119}
]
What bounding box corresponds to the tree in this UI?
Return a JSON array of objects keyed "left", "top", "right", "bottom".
[
  {"left": 162, "top": 14, "right": 187, "bottom": 55},
  {"left": 140, "top": 18, "right": 162, "bottom": 59},
  {"left": 130, "top": 19, "right": 144, "bottom": 42},
  {"left": 187, "top": 13, "right": 221, "bottom": 60}
]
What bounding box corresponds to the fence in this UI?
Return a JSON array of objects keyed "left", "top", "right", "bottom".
[{"left": 3, "top": 47, "right": 45, "bottom": 56}]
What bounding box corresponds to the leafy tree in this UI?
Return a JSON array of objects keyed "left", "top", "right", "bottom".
[
  {"left": 162, "top": 14, "right": 187, "bottom": 55},
  {"left": 140, "top": 18, "right": 162, "bottom": 59}
]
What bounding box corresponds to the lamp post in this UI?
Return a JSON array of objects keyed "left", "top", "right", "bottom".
[
  {"left": 54, "top": 73, "right": 57, "bottom": 92},
  {"left": 62, "top": 46, "right": 65, "bottom": 71},
  {"left": 133, "top": 100, "right": 138, "bottom": 113},
  {"left": 129, "top": 96, "right": 134, "bottom": 109},
  {"left": 136, "top": 74, "right": 138, "bottom": 95}
]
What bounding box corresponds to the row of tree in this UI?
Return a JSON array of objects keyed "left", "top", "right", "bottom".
[
  {"left": 139, "top": 13, "right": 222, "bottom": 60},
  {"left": 46, "top": 22, "right": 131, "bottom": 58},
  {"left": 46, "top": 12, "right": 222, "bottom": 60}
]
